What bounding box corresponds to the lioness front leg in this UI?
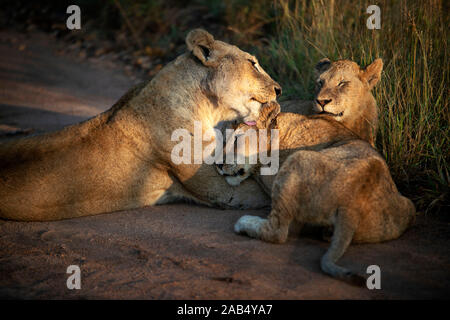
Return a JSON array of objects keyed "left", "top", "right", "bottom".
[{"left": 234, "top": 208, "right": 293, "bottom": 244}]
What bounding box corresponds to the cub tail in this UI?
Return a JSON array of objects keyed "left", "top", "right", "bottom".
[{"left": 320, "top": 208, "right": 366, "bottom": 287}]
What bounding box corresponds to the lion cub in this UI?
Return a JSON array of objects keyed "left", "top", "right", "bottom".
[
  {"left": 219, "top": 102, "right": 415, "bottom": 285},
  {"left": 280, "top": 58, "right": 383, "bottom": 147}
]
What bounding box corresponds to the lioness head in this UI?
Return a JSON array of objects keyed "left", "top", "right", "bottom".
[
  {"left": 313, "top": 58, "right": 383, "bottom": 145},
  {"left": 186, "top": 29, "right": 282, "bottom": 124}
]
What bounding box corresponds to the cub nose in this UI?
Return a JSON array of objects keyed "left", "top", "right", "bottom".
[
  {"left": 316, "top": 99, "right": 332, "bottom": 107},
  {"left": 274, "top": 86, "right": 282, "bottom": 97}
]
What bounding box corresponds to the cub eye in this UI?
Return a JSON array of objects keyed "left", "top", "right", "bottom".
[
  {"left": 338, "top": 80, "right": 348, "bottom": 87},
  {"left": 316, "top": 79, "right": 324, "bottom": 88}
]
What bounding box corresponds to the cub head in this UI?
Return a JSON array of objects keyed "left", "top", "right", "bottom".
[
  {"left": 313, "top": 58, "right": 383, "bottom": 145},
  {"left": 186, "top": 29, "right": 281, "bottom": 124},
  {"left": 216, "top": 102, "right": 280, "bottom": 186}
]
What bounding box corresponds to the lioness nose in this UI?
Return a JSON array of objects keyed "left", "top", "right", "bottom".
[
  {"left": 274, "top": 86, "right": 282, "bottom": 97},
  {"left": 316, "top": 99, "right": 332, "bottom": 107}
]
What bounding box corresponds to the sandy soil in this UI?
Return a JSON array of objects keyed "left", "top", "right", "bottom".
[{"left": 0, "top": 31, "right": 449, "bottom": 299}]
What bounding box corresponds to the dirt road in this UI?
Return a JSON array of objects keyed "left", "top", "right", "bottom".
[{"left": 0, "top": 31, "right": 449, "bottom": 299}]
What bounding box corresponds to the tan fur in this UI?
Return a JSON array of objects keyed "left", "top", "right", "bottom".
[
  {"left": 0, "top": 29, "right": 282, "bottom": 221},
  {"left": 280, "top": 58, "right": 383, "bottom": 147},
  {"left": 220, "top": 102, "right": 415, "bottom": 285}
]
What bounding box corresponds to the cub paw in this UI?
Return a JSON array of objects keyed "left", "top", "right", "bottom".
[{"left": 234, "top": 215, "right": 265, "bottom": 238}]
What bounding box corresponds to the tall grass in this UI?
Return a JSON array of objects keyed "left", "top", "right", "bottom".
[{"left": 248, "top": 0, "right": 448, "bottom": 213}]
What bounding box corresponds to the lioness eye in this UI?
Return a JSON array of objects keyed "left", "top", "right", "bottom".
[
  {"left": 248, "top": 59, "right": 259, "bottom": 72},
  {"left": 338, "top": 80, "right": 348, "bottom": 87},
  {"left": 317, "top": 79, "right": 323, "bottom": 87}
]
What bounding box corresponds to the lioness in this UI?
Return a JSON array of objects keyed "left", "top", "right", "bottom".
[
  {"left": 0, "top": 29, "right": 281, "bottom": 221},
  {"left": 280, "top": 58, "right": 383, "bottom": 147},
  {"left": 218, "top": 102, "right": 415, "bottom": 285}
]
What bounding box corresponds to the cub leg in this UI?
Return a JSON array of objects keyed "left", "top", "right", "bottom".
[
  {"left": 234, "top": 208, "right": 295, "bottom": 244},
  {"left": 320, "top": 208, "right": 366, "bottom": 286}
]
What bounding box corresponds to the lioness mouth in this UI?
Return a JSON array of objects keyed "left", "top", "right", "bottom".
[
  {"left": 319, "top": 111, "right": 344, "bottom": 117},
  {"left": 250, "top": 97, "right": 269, "bottom": 106}
]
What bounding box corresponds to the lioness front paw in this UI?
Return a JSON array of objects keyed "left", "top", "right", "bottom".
[{"left": 234, "top": 215, "right": 266, "bottom": 239}]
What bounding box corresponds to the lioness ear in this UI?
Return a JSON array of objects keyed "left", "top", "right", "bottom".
[
  {"left": 315, "top": 58, "right": 331, "bottom": 75},
  {"left": 186, "top": 29, "right": 216, "bottom": 67},
  {"left": 362, "top": 58, "right": 383, "bottom": 89},
  {"left": 256, "top": 102, "right": 281, "bottom": 129}
]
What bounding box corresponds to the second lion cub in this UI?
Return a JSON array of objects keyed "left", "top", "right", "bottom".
[{"left": 219, "top": 102, "right": 415, "bottom": 285}]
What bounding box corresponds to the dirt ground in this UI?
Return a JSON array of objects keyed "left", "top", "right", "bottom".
[{"left": 0, "top": 31, "right": 449, "bottom": 300}]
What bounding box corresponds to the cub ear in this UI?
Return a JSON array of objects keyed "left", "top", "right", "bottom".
[
  {"left": 186, "top": 29, "right": 217, "bottom": 67},
  {"left": 257, "top": 102, "right": 281, "bottom": 129},
  {"left": 315, "top": 58, "right": 331, "bottom": 75},
  {"left": 361, "top": 58, "right": 383, "bottom": 89}
]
